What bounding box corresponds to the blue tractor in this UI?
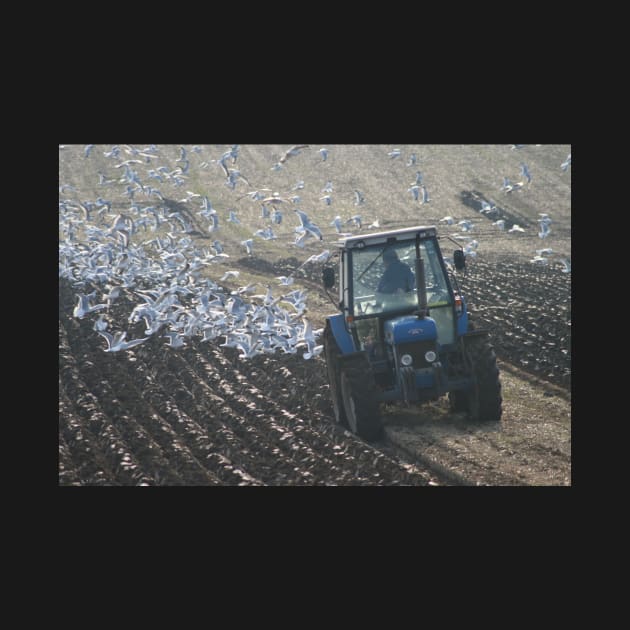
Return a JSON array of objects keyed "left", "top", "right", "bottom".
[{"left": 322, "top": 225, "right": 502, "bottom": 440}]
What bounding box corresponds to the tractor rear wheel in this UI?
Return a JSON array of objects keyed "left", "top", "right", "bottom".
[
  {"left": 448, "top": 390, "right": 468, "bottom": 413},
  {"left": 323, "top": 323, "right": 349, "bottom": 428},
  {"left": 461, "top": 337, "right": 502, "bottom": 423},
  {"left": 339, "top": 356, "right": 383, "bottom": 441}
]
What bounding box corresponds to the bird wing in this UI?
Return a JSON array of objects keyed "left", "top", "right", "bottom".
[
  {"left": 121, "top": 337, "right": 149, "bottom": 349},
  {"left": 218, "top": 157, "right": 230, "bottom": 177},
  {"left": 98, "top": 331, "right": 115, "bottom": 349},
  {"left": 294, "top": 209, "right": 309, "bottom": 226},
  {"left": 305, "top": 225, "right": 323, "bottom": 240}
]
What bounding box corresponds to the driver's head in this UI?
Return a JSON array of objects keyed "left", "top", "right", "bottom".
[{"left": 383, "top": 248, "right": 398, "bottom": 265}]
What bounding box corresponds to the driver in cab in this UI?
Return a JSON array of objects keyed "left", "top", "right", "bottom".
[{"left": 377, "top": 248, "right": 415, "bottom": 294}]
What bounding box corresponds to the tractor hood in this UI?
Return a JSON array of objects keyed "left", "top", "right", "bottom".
[{"left": 383, "top": 315, "right": 437, "bottom": 345}]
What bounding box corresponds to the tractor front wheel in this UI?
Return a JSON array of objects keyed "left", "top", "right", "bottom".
[
  {"left": 339, "top": 356, "right": 383, "bottom": 441},
  {"left": 323, "top": 323, "right": 349, "bottom": 428}
]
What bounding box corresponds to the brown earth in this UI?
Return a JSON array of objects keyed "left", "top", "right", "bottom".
[{"left": 59, "top": 144, "right": 571, "bottom": 485}]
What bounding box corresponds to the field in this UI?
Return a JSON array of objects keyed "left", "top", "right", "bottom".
[{"left": 59, "top": 144, "right": 571, "bottom": 485}]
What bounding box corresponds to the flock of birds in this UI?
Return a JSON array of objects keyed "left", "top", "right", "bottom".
[
  {"left": 64, "top": 223, "right": 327, "bottom": 359},
  {"left": 59, "top": 144, "right": 571, "bottom": 357},
  {"left": 59, "top": 144, "right": 343, "bottom": 359},
  {"left": 434, "top": 150, "right": 571, "bottom": 272}
]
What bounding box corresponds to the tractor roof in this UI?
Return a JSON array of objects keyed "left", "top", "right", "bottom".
[{"left": 335, "top": 225, "right": 437, "bottom": 249}]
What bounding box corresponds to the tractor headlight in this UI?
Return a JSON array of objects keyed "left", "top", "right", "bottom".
[
  {"left": 400, "top": 354, "right": 413, "bottom": 366},
  {"left": 424, "top": 350, "right": 437, "bottom": 363}
]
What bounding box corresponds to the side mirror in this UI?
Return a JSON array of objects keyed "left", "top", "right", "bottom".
[
  {"left": 322, "top": 266, "right": 335, "bottom": 289},
  {"left": 453, "top": 249, "right": 466, "bottom": 270}
]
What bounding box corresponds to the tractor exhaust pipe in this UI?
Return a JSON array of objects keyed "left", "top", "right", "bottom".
[{"left": 415, "top": 257, "right": 428, "bottom": 319}]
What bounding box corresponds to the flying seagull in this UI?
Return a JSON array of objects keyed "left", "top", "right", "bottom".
[
  {"left": 73, "top": 294, "right": 108, "bottom": 319},
  {"left": 279, "top": 145, "right": 309, "bottom": 164},
  {"left": 98, "top": 330, "right": 149, "bottom": 352}
]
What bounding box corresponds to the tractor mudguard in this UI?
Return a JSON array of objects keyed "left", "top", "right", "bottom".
[
  {"left": 461, "top": 329, "right": 491, "bottom": 342},
  {"left": 326, "top": 314, "right": 356, "bottom": 354}
]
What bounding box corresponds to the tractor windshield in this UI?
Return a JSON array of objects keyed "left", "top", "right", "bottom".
[{"left": 350, "top": 239, "right": 451, "bottom": 318}]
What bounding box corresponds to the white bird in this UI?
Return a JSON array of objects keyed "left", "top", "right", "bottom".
[
  {"left": 95, "top": 197, "right": 112, "bottom": 213},
  {"left": 208, "top": 212, "right": 219, "bottom": 232},
  {"left": 275, "top": 275, "right": 294, "bottom": 286},
  {"left": 103, "top": 146, "right": 121, "bottom": 159},
  {"left": 530, "top": 255, "right": 549, "bottom": 265},
  {"left": 388, "top": 149, "right": 401, "bottom": 159},
  {"left": 103, "top": 285, "right": 121, "bottom": 308},
  {"left": 114, "top": 159, "right": 143, "bottom": 169},
  {"left": 322, "top": 180, "right": 333, "bottom": 193},
  {"left": 561, "top": 153, "right": 571, "bottom": 171},
  {"left": 330, "top": 216, "right": 343, "bottom": 233},
  {"left": 234, "top": 336, "right": 263, "bottom": 360},
  {"left": 368, "top": 218, "right": 380, "bottom": 229},
  {"left": 501, "top": 177, "right": 524, "bottom": 193},
  {"left": 407, "top": 153, "right": 417, "bottom": 166},
  {"left": 458, "top": 220, "right": 474, "bottom": 232},
  {"left": 318, "top": 148, "right": 328, "bottom": 161},
  {"left": 238, "top": 188, "right": 270, "bottom": 202},
  {"left": 493, "top": 219, "right": 506, "bottom": 231},
  {"left": 536, "top": 248, "right": 553, "bottom": 256},
  {"left": 347, "top": 215, "right": 362, "bottom": 229},
  {"left": 439, "top": 216, "right": 454, "bottom": 225},
  {"left": 354, "top": 189, "right": 365, "bottom": 206},
  {"left": 463, "top": 244, "right": 478, "bottom": 258},
  {"left": 98, "top": 330, "right": 149, "bottom": 352},
  {"left": 73, "top": 294, "right": 108, "bottom": 319},
  {"left": 294, "top": 232, "right": 309, "bottom": 248},
  {"left": 93, "top": 314, "right": 109, "bottom": 332},
  {"left": 254, "top": 227, "right": 277, "bottom": 240},
  {"left": 520, "top": 163, "right": 532, "bottom": 184},
  {"left": 220, "top": 270, "right": 240, "bottom": 281},
  {"left": 227, "top": 210, "right": 240, "bottom": 224},
  {"left": 279, "top": 144, "right": 309, "bottom": 164},
  {"left": 225, "top": 168, "right": 250, "bottom": 188},
  {"left": 299, "top": 250, "right": 331, "bottom": 269},
  {"left": 408, "top": 185, "right": 420, "bottom": 201},
  {"left": 163, "top": 331, "right": 185, "bottom": 348},
  {"left": 538, "top": 220, "right": 551, "bottom": 239},
  {"left": 261, "top": 192, "right": 292, "bottom": 206},
  {"left": 320, "top": 194, "right": 332, "bottom": 206},
  {"left": 479, "top": 200, "right": 496, "bottom": 214},
  {"left": 296, "top": 317, "right": 324, "bottom": 360},
  {"left": 97, "top": 172, "right": 116, "bottom": 186},
  {"left": 294, "top": 210, "right": 323, "bottom": 240},
  {"left": 180, "top": 190, "right": 201, "bottom": 203},
  {"left": 508, "top": 224, "right": 525, "bottom": 233},
  {"left": 420, "top": 185, "right": 429, "bottom": 204},
  {"left": 557, "top": 258, "right": 571, "bottom": 273},
  {"left": 241, "top": 239, "right": 254, "bottom": 255},
  {"left": 302, "top": 341, "right": 324, "bottom": 360}
]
